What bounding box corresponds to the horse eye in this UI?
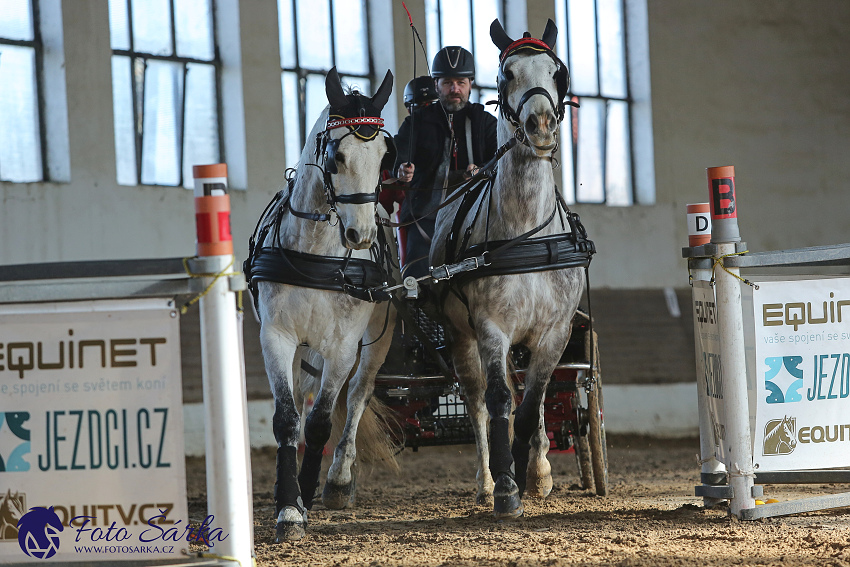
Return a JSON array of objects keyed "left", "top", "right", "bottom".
[
  {"left": 504, "top": 70, "right": 514, "bottom": 81},
  {"left": 335, "top": 151, "right": 345, "bottom": 164}
]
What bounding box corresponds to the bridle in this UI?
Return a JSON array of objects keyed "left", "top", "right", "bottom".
[
  {"left": 495, "top": 37, "right": 579, "bottom": 148},
  {"left": 288, "top": 109, "right": 397, "bottom": 224}
]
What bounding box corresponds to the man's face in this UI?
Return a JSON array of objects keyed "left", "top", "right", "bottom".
[{"left": 436, "top": 77, "right": 472, "bottom": 112}]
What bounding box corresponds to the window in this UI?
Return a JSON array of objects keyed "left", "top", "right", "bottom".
[
  {"left": 278, "top": 0, "right": 375, "bottom": 168},
  {"left": 424, "top": 0, "right": 654, "bottom": 205},
  {"left": 556, "top": 0, "right": 654, "bottom": 205},
  {"left": 0, "top": 0, "right": 45, "bottom": 182},
  {"left": 108, "top": 0, "right": 222, "bottom": 188},
  {"left": 424, "top": 0, "right": 501, "bottom": 114}
]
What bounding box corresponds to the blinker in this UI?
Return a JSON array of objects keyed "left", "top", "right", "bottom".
[{"left": 324, "top": 137, "right": 341, "bottom": 174}]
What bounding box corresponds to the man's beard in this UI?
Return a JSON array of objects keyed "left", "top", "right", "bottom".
[{"left": 440, "top": 94, "right": 468, "bottom": 112}]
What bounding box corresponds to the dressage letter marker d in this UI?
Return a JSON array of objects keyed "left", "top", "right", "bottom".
[
  {"left": 707, "top": 165, "right": 741, "bottom": 243},
  {"left": 193, "top": 164, "right": 233, "bottom": 257},
  {"left": 686, "top": 203, "right": 712, "bottom": 247}
]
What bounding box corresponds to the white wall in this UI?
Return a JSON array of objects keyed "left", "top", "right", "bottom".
[{"left": 2, "top": 0, "right": 850, "bottom": 292}]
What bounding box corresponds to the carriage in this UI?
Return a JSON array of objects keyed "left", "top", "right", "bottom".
[
  {"left": 373, "top": 305, "right": 609, "bottom": 496},
  {"left": 244, "top": 17, "right": 609, "bottom": 541}
]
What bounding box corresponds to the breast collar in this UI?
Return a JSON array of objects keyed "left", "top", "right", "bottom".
[{"left": 244, "top": 188, "right": 396, "bottom": 304}]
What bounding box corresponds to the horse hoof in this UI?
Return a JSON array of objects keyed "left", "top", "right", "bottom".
[
  {"left": 322, "top": 480, "right": 355, "bottom": 510},
  {"left": 476, "top": 491, "right": 494, "bottom": 507},
  {"left": 526, "top": 474, "right": 553, "bottom": 499},
  {"left": 274, "top": 507, "right": 307, "bottom": 542},
  {"left": 493, "top": 475, "right": 524, "bottom": 519}
]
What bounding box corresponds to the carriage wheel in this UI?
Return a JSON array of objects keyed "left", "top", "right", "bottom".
[
  {"left": 586, "top": 332, "right": 609, "bottom": 496},
  {"left": 573, "top": 409, "right": 594, "bottom": 490}
]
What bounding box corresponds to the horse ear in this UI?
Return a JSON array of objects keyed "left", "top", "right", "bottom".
[
  {"left": 541, "top": 18, "right": 558, "bottom": 50},
  {"left": 325, "top": 66, "right": 349, "bottom": 109},
  {"left": 370, "top": 70, "right": 394, "bottom": 112},
  {"left": 490, "top": 18, "right": 513, "bottom": 53}
]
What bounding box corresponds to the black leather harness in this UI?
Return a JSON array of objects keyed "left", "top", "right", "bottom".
[
  {"left": 436, "top": 172, "right": 596, "bottom": 325},
  {"left": 443, "top": 175, "right": 595, "bottom": 283},
  {"left": 244, "top": 185, "right": 396, "bottom": 305}
]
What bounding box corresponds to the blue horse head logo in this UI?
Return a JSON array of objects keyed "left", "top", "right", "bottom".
[{"left": 17, "top": 506, "right": 63, "bottom": 559}]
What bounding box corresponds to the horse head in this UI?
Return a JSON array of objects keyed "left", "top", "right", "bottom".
[
  {"left": 322, "top": 68, "right": 395, "bottom": 250},
  {"left": 781, "top": 415, "right": 797, "bottom": 450},
  {"left": 490, "top": 19, "right": 571, "bottom": 156}
]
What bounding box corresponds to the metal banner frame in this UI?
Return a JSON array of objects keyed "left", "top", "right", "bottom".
[
  {"left": 0, "top": 257, "right": 252, "bottom": 566},
  {"left": 686, "top": 242, "right": 850, "bottom": 520}
]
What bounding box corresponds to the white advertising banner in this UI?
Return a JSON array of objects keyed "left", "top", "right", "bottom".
[
  {"left": 0, "top": 299, "right": 191, "bottom": 563},
  {"left": 692, "top": 281, "right": 729, "bottom": 463},
  {"left": 752, "top": 278, "right": 850, "bottom": 472}
]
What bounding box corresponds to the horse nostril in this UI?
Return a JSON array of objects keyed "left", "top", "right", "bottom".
[
  {"left": 345, "top": 228, "right": 360, "bottom": 244},
  {"left": 525, "top": 116, "right": 538, "bottom": 134}
]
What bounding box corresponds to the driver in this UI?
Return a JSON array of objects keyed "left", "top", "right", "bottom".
[{"left": 393, "top": 46, "right": 498, "bottom": 278}]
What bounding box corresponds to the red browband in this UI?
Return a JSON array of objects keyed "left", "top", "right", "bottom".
[
  {"left": 326, "top": 116, "right": 385, "bottom": 130},
  {"left": 500, "top": 38, "right": 552, "bottom": 62}
]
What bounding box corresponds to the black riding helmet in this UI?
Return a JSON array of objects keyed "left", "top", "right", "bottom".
[
  {"left": 431, "top": 46, "right": 475, "bottom": 79},
  {"left": 403, "top": 76, "right": 439, "bottom": 109}
]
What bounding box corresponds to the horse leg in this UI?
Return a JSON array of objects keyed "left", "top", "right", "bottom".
[
  {"left": 525, "top": 395, "right": 553, "bottom": 498},
  {"left": 512, "top": 340, "right": 565, "bottom": 498},
  {"left": 452, "top": 334, "right": 493, "bottom": 505},
  {"left": 261, "top": 328, "right": 306, "bottom": 541},
  {"left": 478, "top": 323, "right": 522, "bottom": 519},
  {"left": 324, "top": 307, "right": 396, "bottom": 509},
  {"left": 298, "top": 344, "right": 360, "bottom": 511}
]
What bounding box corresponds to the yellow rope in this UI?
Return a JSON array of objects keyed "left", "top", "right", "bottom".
[
  {"left": 180, "top": 256, "right": 241, "bottom": 314},
  {"left": 711, "top": 250, "right": 759, "bottom": 289}
]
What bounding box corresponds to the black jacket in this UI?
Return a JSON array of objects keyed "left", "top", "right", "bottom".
[{"left": 394, "top": 101, "right": 498, "bottom": 221}]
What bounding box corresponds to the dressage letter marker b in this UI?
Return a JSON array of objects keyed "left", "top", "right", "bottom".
[
  {"left": 193, "top": 164, "right": 233, "bottom": 257},
  {"left": 707, "top": 165, "right": 741, "bottom": 243}
]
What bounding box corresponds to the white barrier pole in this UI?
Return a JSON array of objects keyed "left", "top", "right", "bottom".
[
  {"left": 193, "top": 164, "right": 255, "bottom": 566},
  {"left": 687, "top": 203, "right": 727, "bottom": 505},
  {"left": 708, "top": 166, "right": 755, "bottom": 517}
]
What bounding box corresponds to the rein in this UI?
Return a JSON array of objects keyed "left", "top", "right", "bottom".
[{"left": 377, "top": 130, "right": 523, "bottom": 229}]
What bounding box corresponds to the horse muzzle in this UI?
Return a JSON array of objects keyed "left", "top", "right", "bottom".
[
  {"left": 341, "top": 225, "right": 376, "bottom": 250},
  {"left": 523, "top": 110, "right": 558, "bottom": 155}
]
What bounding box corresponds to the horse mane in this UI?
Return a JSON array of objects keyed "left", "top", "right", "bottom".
[
  {"left": 294, "top": 106, "right": 330, "bottom": 180},
  {"left": 764, "top": 421, "right": 782, "bottom": 442},
  {"left": 765, "top": 416, "right": 793, "bottom": 443}
]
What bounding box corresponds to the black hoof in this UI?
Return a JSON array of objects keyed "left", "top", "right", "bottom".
[
  {"left": 493, "top": 474, "right": 524, "bottom": 519},
  {"left": 274, "top": 506, "right": 307, "bottom": 542},
  {"left": 322, "top": 478, "right": 356, "bottom": 510}
]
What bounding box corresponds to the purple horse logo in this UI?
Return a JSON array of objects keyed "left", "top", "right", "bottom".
[{"left": 17, "top": 506, "right": 64, "bottom": 559}]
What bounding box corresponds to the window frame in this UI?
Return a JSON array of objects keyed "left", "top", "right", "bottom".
[
  {"left": 0, "top": 0, "right": 48, "bottom": 182},
  {"left": 109, "top": 0, "right": 225, "bottom": 188},
  {"left": 425, "top": 0, "right": 503, "bottom": 108},
  {"left": 279, "top": 0, "right": 376, "bottom": 165},
  {"left": 558, "top": 0, "right": 635, "bottom": 206}
]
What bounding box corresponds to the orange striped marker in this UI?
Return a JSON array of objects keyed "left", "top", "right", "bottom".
[{"left": 193, "top": 163, "right": 232, "bottom": 257}]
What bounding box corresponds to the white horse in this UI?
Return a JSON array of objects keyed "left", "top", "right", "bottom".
[
  {"left": 431, "top": 19, "right": 588, "bottom": 518},
  {"left": 247, "top": 68, "right": 398, "bottom": 541}
]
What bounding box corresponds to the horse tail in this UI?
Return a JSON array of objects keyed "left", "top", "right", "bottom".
[{"left": 331, "top": 389, "right": 401, "bottom": 472}]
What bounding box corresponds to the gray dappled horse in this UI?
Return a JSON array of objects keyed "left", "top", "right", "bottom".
[
  {"left": 250, "top": 68, "right": 398, "bottom": 541},
  {"left": 431, "top": 19, "right": 585, "bottom": 518}
]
